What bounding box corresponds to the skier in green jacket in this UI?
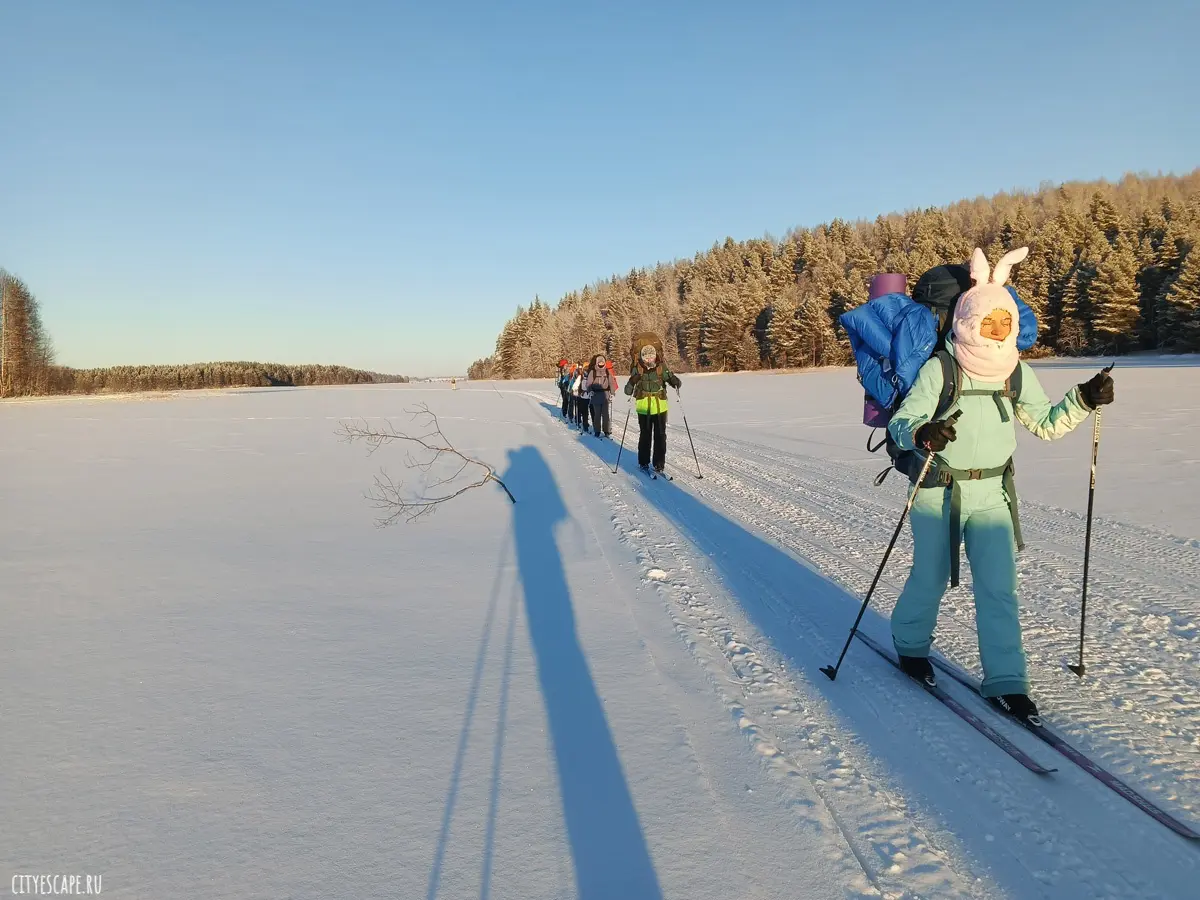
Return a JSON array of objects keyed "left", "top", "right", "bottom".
[
  {"left": 887, "top": 248, "right": 1115, "bottom": 724},
  {"left": 624, "top": 332, "right": 681, "bottom": 474}
]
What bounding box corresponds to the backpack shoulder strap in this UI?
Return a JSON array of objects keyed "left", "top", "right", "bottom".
[
  {"left": 1009, "top": 361, "right": 1023, "bottom": 402},
  {"left": 933, "top": 350, "right": 958, "bottom": 420},
  {"left": 992, "top": 361, "right": 1023, "bottom": 422}
]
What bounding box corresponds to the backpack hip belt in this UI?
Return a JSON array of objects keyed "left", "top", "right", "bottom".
[{"left": 920, "top": 457, "right": 1024, "bottom": 588}]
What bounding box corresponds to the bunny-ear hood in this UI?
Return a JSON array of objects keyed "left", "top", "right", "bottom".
[{"left": 951, "top": 247, "right": 1026, "bottom": 382}]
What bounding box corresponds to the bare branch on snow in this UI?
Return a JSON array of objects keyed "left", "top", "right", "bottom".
[{"left": 338, "top": 403, "right": 516, "bottom": 525}]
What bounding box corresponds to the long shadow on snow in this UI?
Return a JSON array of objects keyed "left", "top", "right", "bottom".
[
  {"left": 499, "top": 445, "right": 664, "bottom": 900},
  {"left": 544, "top": 402, "right": 1195, "bottom": 899},
  {"left": 426, "top": 535, "right": 514, "bottom": 900}
]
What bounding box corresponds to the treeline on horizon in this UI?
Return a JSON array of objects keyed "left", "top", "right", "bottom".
[
  {"left": 470, "top": 169, "right": 1200, "bottom": 381},
  {"left": 0, "top": 270, "right": 407, "bottom": 398}
]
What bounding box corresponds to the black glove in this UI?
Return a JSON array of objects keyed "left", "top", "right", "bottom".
[
  {"left": 915, "top": 419, "right": 957, "bottom": 451},
  {"left": 1078, "top": 370, "right": 1114, "bottom": 409},
  {"left": 667, "top": 374, "right": 681, "bottom": 390}
]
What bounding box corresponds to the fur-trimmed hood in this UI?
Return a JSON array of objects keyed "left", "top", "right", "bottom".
[{"left": 630, "top": 332, "right": 665, "bottom": 372}]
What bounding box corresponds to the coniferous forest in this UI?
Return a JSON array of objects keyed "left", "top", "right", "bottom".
[
  {"left": 0, "top": 270, "right": 406, "bottom": 398},
  {"left": 473, "top": 170, "right": 1200, "bottom": 380}
]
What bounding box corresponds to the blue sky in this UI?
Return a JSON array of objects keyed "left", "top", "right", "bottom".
[{"left": 2, "top": 1, "right": 1197, "bottom": 376}]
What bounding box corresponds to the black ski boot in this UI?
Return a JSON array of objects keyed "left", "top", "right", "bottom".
[
  {"left": 989, "top": 693, "right": 1042, "bottom": 727},
  {"left": 898, "top": 654, "right": 936, "bottom": 687}
]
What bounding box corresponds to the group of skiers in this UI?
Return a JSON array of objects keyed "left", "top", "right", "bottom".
[
  {"left": 548, "top": 250, "right": 1116, "bottom": 728},
  {"left": 557, "top": 354, "right": 617, "bottom": 436},
  {"left": 555, "top": 332, "right": 682, "bottom": 476}
]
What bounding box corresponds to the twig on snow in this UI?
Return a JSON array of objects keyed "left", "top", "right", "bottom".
[{"left": 338, "top": 403, "right": 516, "bottom": 525}]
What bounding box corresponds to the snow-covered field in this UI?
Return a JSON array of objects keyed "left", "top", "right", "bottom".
[{"left": 2, "top": 362, "right": 1197, "bottom": 899}]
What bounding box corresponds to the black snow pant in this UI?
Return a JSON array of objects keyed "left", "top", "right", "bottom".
[
  {"left": 589, "top": 391, "right": 611, "bottom": 436},
  {"left": 638, "top": 411, "right": 667, "bottom": 470},
  {"left": 577, "top": 396, "right": 590, "bottom": 431},
  {"left": 560, "top": 387, "right": 569, "bottom": 418}
]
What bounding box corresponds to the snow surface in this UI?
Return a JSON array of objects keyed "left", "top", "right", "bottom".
[{"left": 1, "top": 363, "right": 1197, "bottom": 899}]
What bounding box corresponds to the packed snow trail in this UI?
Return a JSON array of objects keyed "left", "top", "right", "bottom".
[{"left": 1, "top": 384, "right": 867, "bottom": 900}]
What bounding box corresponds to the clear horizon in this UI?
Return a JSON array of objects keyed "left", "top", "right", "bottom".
[{"left": 3, "top": 0, "right": 1197, "bottom": 376}]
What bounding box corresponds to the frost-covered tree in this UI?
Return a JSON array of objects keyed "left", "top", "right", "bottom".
[
  {"left": 702, "top": 284, "right": 747, "bottom": 371},
  {"left": 1157, "top": 237, "right": 1200, "bottom": 351},
  {"left": 1090, "top": 235, "right": 1142, "bottom": 352},
  {"left": 1089, "top": 192, "right": 1123, "bottom": 247}
]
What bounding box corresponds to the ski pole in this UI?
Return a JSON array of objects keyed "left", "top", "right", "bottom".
[
  {"left": 612, "top": 399, "right": 633, "bottom": 474},
  {"left": 673, "top": 388, "right": 703, "bottom": 479},
  {"left": 821, "top": 410, "right": 961, "bottom": 682},
  {"left": 1068, "top": 361, "right": 1113, "bottom": 678}
]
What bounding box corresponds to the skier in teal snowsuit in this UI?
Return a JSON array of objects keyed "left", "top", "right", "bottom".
[{"left": 887, "top": 248, "right": 1115, "bottom": 723}]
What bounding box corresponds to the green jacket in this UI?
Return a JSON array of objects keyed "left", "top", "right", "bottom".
[
  {"left": 888, "top": 343, "right": 1094, "bottom": 587},
  {"left": 624, "top": 364, "right": 681, "bottom": 415},
  {"left": 889, "top": 344, "right": 1093, "bottom": 465}
]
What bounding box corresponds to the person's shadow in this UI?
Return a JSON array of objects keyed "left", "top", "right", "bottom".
[{"left": 500, "top": 445, "right": 663, "bottom": 899}]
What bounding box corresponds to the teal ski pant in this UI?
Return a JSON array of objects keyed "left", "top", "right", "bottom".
[{"left": 891, "top": 480, "right": 1028, "bottom": 698}]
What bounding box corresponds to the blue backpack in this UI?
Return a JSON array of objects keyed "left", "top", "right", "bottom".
[{"left": 840, "top": 286, "right": 1038, "bottom": 484}]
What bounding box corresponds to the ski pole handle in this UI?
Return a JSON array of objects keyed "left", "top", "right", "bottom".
[
  {"left": 1088, "top": 360, "right": 1111, "bottom": 491},
  {"left": 909, "top": 410, "right": 961, "bottom": 509}
]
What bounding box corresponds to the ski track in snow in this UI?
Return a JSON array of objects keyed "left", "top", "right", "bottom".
[
  {"left": 524, "top": 389, "right": 1199, "bottom": 900},
  {"left": 680, "top": 428, "right": 1200, "bottom": 818},
  {"left": 537, "top": 410, "right": 989, "bottom": 899}
]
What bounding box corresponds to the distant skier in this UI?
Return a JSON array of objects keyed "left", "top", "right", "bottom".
[
  {"left": 556, "top": 359, "right": 572, "bottom": 418},
  {"left": 887, "top": 249, "right": 1115, "bottom": 724},
  {"left": 624, "top": 333, "right": 681, "bottom": 475},
  {"left": 571, "top": 361, "right": 590, "bottom": 432},
  {"left": 566, "top": 362, "right": 582, "bottom": 424},
  {"left": 584, "top": 353, "right": 618, "bottom": 437}
]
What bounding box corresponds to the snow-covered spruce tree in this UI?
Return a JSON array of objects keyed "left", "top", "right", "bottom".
[
  {"left": 1089, "top": 191, "right": 1123, "bottom": 247},
  {"left": 1157, "top": 237, "right": 1200, "bottom": 351},
  {"left": 1090, "top": 234, "right": 1142, "bottom": 353},
  {"left": 766, "top": 288, "right": 802, "bottom": 368},
  {"left": 702, "top": 283, "right": 747, "bottom": 371}
]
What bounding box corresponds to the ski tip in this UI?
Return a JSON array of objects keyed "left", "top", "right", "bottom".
[{"left": 819, "top": 665, "right": 838, "bottom": 681}]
